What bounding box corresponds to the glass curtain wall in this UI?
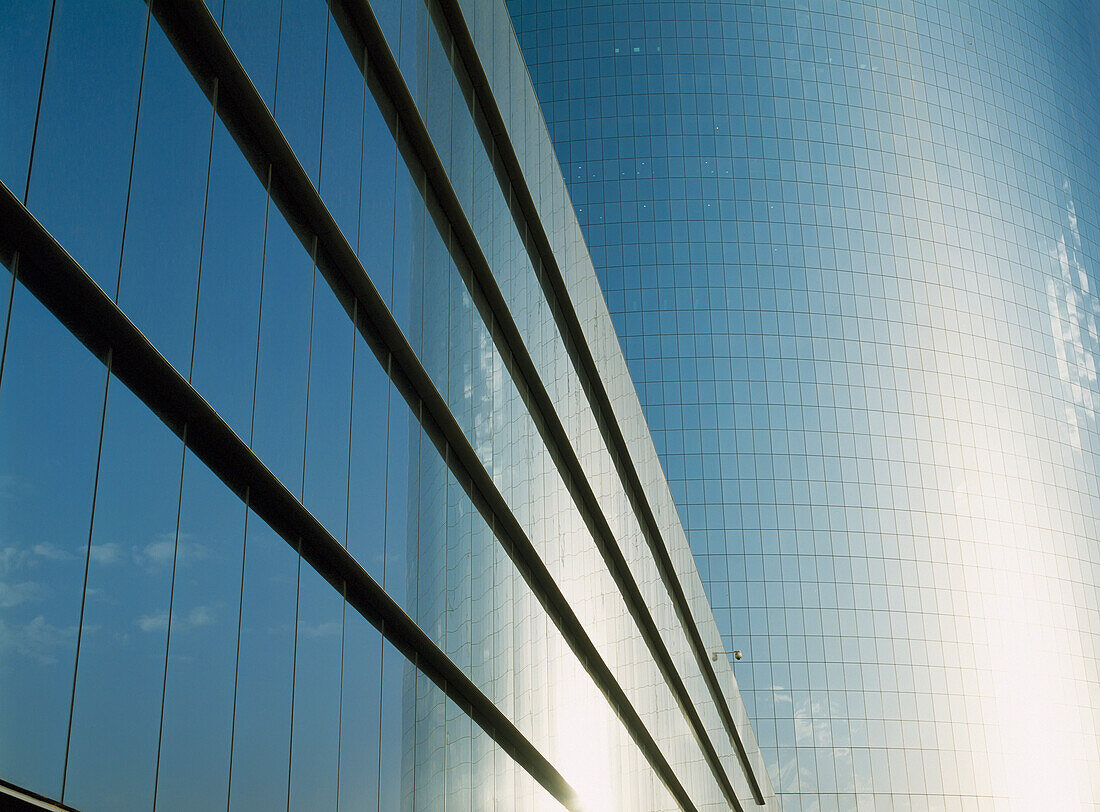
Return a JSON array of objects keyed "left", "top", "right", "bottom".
[
  {"left": 0, "top": 0, "right": 775, "bottom": 810},
  {"left": 509, "top": 0, "right": 1100, "bottom": 809}
]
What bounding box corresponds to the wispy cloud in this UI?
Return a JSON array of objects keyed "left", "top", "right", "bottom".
[
  {"left": 0, "top": 474, "right": 21, "bottom": 499},
  {"left": 31, "top": 543, "right": 75, "bottom": 561},
  {"left": 0, "top": 581, "right": 43, "bottom": 608},
  {"left": 301, "top": 621, "right": 342, "bottom": 638},
  {"left": 136, "top": 605, "right": 217, "bottom": 634},
  {"left": 0, "top": 546, "right": 31, "bottom": 575},
  {"left": 0, "top": 615, "right": 78, "bottom": 665},
  {"left": 137, "top": 614, "right": 168, "bottom": 633},
  {"left": 132, "top": 535, "right": 209, "bottom": 572},
  {"left": 90, "top": 543, "right": 121, "bottom": 565}
]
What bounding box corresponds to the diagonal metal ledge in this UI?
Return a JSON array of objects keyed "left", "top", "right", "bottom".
[
  {"left": 0, "top": 180, "right": 580, "bottom": 812},
  {"left": 47, "top": 0, "right": 698, "bottom": 808},
  {"left": 144, "top": 1, "right": 704, "bottom": 809},
  {"left": 0, "top": 777, "right": 78, "bottom": 812},
  {"left": 423, "top": 0, "right": 768, "bottom": 802},
  {"left": 324, "top": 0, "right": 753, "bottom": 808}
]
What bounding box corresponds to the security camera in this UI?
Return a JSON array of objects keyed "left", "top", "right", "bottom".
[{"left": 733, "top": 650, "right": 743, "bottom": 661}]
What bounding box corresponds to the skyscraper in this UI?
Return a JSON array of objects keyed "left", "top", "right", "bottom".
[
  {"left": 0, "top": 0, "right": 773, "bottom": 809},
  {"left": 510, "top": 0, "right": 1100, "bottom": 808}
]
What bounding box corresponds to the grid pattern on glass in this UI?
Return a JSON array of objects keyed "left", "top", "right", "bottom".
[
  {"left": 435, "top": 0, "right": 776, "bottom": 801},
  {"left": 0, "top": 0, "right": 774, "bottom": 809},
  {"left": 510, "top": 0, "right": 1100, "bottom": 809}
]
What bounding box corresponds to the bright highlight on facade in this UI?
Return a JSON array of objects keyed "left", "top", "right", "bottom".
[
  {"left": 0, "top": 0, "right": 773, "bottom": 810},
  {"left": 4, "top": 0, "right": 1099, "bottom": 810},
  {"left": 509, "top": 0, "right": 1100, "bottom": 809}
]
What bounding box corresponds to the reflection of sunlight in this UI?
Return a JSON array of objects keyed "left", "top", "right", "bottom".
[
  {"left": 942, "top": 365, "right": 1091, "bottom": 809},
  {"left": 553, "top": 657, "right": 613, "bottom": 811},
  {"left": 959, "top": 461, "right": 1078, "bottom": 807},
  {"left": 985, "top": 590, "right": 1085, "bottom": 810},
  {"left": 917, "top": 190, "right": 1097, "bottom": 806}
]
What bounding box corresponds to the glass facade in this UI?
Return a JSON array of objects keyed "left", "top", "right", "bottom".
[
  {"left": 0, "top": 0, "right": 775, "bottom": 810},
  {"left": 509, "top": 0, "right": 1100, "bottom": 809}
]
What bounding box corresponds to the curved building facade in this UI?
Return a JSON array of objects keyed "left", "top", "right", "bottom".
[{"left": 509, "top": 0, "right": 1100, "bottom": 808}]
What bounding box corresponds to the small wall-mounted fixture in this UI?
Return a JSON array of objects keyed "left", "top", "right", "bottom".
[{"left": 712, "top": 649, "right": 745, "bottom": 662}]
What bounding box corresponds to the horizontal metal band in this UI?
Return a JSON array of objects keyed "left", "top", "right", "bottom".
[
  {"left": 0, "top": 778, "right": 77, "bottom": 812},
  {"left": 131, "top": 0, "right": 695, "bottom": 808},
  {"left": 425, "top": 0, "right": 767, "bottom": 802},
  {"left": 325, "top": 0, "right": 754, "bottom": 807},
  {"left": 0, "top": 180, "right": 580, "bottom": 811}
]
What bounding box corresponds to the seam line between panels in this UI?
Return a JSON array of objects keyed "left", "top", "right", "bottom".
[
  {"left": 325, "top": 0, "right": 750, "bottom": 807},
  {"left": 101, "top": 2, "right": 698, "bottom": 809},
  {"left": 328, "top": 1, "right": 738, "bottom": 808},
  {"left": 420, "top": 0, "right": 767, "bottom": 802},
  {"left": 0, "top": 181, "right": 581, "bottom": 812}
]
